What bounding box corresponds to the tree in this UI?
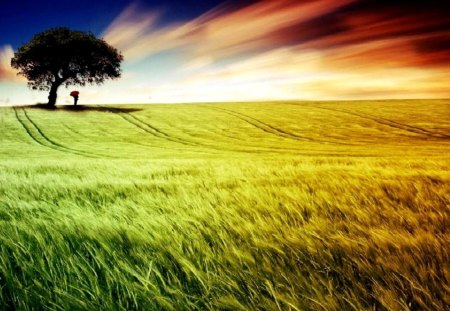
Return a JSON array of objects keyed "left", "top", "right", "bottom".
[{"left": 11, "top": 27, "right": 123, "bottom": 107}]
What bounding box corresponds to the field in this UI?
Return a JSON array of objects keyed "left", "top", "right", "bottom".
[{"left": 0, "top": 100, "right": 449, "bottom": 310}]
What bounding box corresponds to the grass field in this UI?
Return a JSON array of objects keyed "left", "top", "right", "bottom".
[{"left": 0, "top": 100, "right": 449, "bottom": 310}]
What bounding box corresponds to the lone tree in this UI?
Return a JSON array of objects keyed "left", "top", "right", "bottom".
[{"left": 11, "top": 27, "right": 123, "bottom": 107}]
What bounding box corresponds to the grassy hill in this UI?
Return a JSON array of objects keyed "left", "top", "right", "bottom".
[{"left": 0, "top": 100, "right": 449, "bottom": 310}]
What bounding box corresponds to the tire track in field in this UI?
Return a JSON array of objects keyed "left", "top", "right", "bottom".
[
  {"left": 209, "top": 106, "right": 355, "bottom": 146},
  {"left": 313, "top": 106, "right": 450, "bottom": 140},
  {"left": 63, "top": 122, "right": 184, "bottom": 152},
  {"left": 63, "top": 124, "right": 83, "bottom": 137},
  {"left": 14, "top": 108, "right": 104, "bottom": 158},
  {"left": 13, "top": 108, "right": 48, "bottom": 149},
  {"left": 62, "top": 120, "right": 169, "bottom": 152},
  {"left": 104, "top": 107, "right": 303, "bottom": 154},
  {"left": 103, "top": 107, "right": 234, "bottom": 155},
  {"left": 114, "top": 110, "right": 253, "bottom": 152},
  {"left": 107, "top": 108, "right": 201, "bottom": 148},
  {"left": 22, "top": 109, "right": 105, "bottom": 158},
  {"left": 211, "top": 107, "right": 311, "bottom": 141}
]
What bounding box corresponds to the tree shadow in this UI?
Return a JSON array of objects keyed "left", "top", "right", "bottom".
[{"left": 20, "top": 103, "right": 142, "bottom": 113}]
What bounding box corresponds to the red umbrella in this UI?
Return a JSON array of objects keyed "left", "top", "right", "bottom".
[{"left": 70, "top": 91, "right": 79, "bottom": 96}]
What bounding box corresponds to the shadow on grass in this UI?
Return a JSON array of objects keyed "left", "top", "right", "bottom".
[{"left": 17, "top": 103, "right": 142, "bottom": 113}]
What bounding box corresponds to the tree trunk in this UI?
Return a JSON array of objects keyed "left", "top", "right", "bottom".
[{"left": 47, "top": 83, "right": 60, "bottom": 107}]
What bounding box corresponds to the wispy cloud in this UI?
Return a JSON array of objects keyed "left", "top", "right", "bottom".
[
  {"left": 4, "top": 0, "right": 450, "bottom": 105},
  {"left": 103, "top": 0, "right": 357, "bottom": 62},
  {"left": 99, "top": 0, "right": 450, "bottom": 102},
  {"left": 0, "top": 45, "right": 23, "bottom": 82}
]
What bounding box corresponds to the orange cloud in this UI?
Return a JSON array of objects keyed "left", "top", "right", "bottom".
[
  {"left": 0, "top": 45, "right": 23, "bottom": 82},
  {"left": 96, "top": 0, "right": 450, "bottom": 102},
  {"left": 103, "top": 0, "right": 357, "bottom": 62},
  {"left": 142, "top": 47, "right": 450, "bottom": 102}
]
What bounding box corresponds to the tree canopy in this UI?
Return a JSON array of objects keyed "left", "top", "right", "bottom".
[{"left": 11, "top": 27, "right": 123, "bottom": 106}]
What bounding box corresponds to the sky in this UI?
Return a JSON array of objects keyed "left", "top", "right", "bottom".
[{"left": 1, "top": 0, "right": 450, "bottom": 105}]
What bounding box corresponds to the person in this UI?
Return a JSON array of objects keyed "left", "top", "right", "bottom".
[{"left": 70, "top": 91, "right": 79, "bottom": 106}]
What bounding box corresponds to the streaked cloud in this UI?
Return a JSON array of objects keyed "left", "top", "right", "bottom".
[
  {"left": 99, "top": 0, "right": 450, "bottom": 102},
  {"left": 3, "top": 0, "right": 450, "bottom": 104},
  {"left": 141, "top": 47, "right": 450, "bottom": 102},
  {"left": 103, "top": 0, "right": 357, "bottom": 62}
]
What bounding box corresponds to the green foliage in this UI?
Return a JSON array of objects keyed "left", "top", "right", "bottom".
[
  {"left": 10, "top": 27, "right": 123, "bottom": 105},
  {"left": 0, "top": 100, "right": 449, "bottom": 310}
]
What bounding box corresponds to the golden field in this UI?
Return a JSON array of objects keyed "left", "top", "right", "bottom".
[{"left": 0, "top": 100, "right": 449, "bottom": 310}]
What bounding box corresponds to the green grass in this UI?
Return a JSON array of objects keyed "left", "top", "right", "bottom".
[{"left": 0, "top": 100, "right": 449, "bottom": 310}]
